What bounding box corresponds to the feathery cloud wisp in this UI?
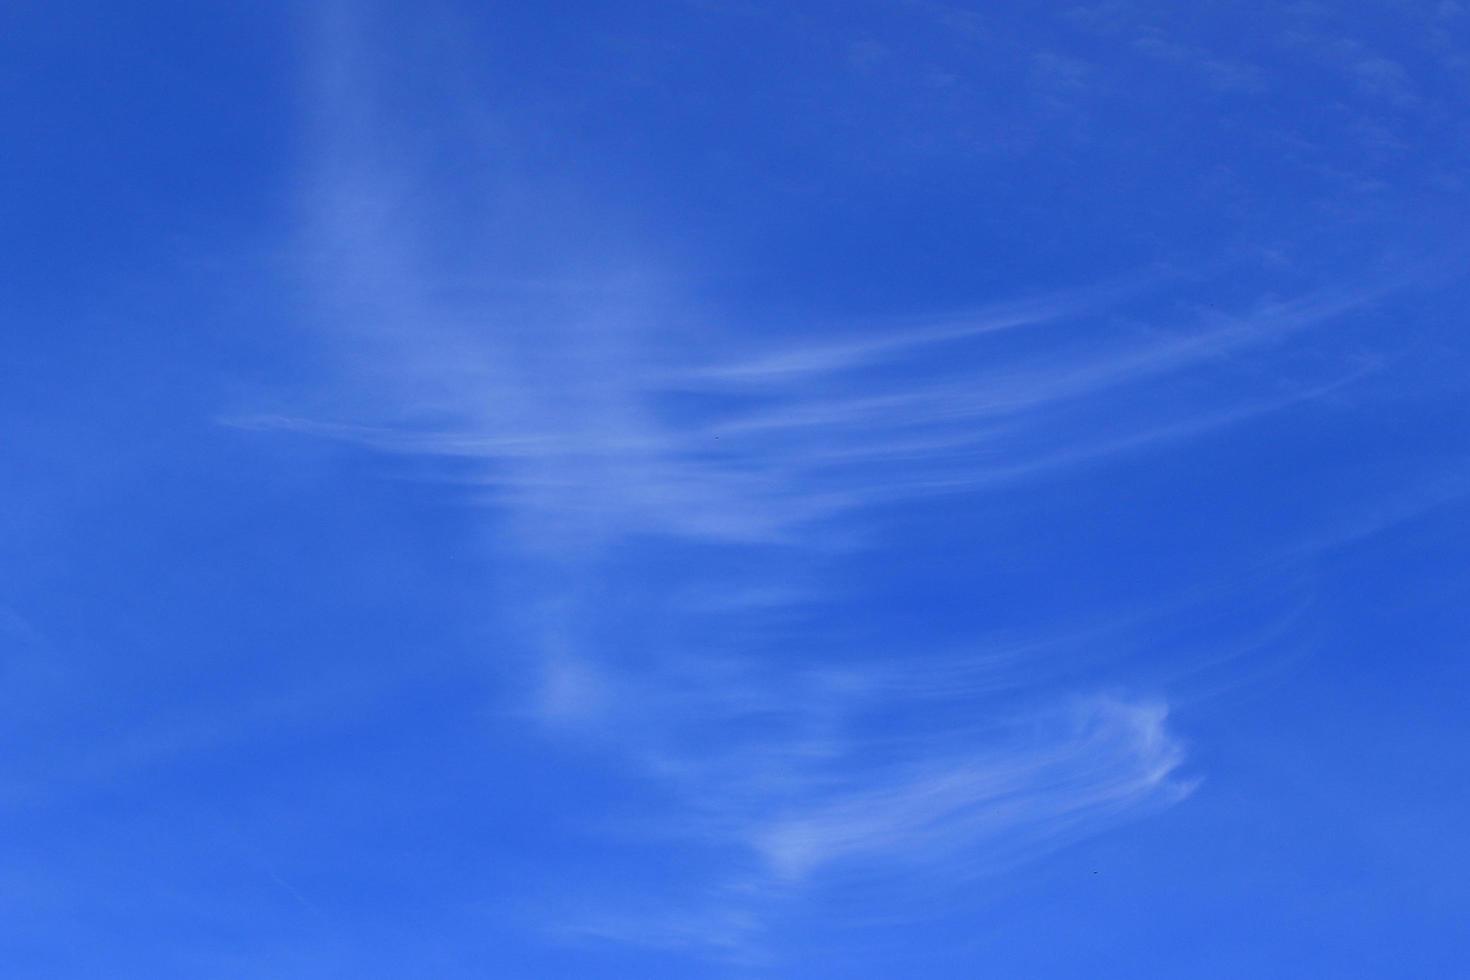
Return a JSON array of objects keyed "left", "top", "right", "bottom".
[{"left": 235, "top": 5, "right": 1398, "bottom": 954}]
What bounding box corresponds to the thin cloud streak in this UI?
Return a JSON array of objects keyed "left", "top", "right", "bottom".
[
  {"left": 750, "top": 698, "right": 1188, "bottom": 881},
  {"left": 235, "top": 287, "right": 1382, "bottom": 545}
]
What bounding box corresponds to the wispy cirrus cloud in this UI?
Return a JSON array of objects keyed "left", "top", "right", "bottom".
[
  {"left": 232, "top": 2, "right": 1402, "bottom": 957},
  {"left": 233, "top": 280, "right": 1381, "bottom": 546},
  {"left": 750, "top": 697, "right": 1188, "bottom": 882}
]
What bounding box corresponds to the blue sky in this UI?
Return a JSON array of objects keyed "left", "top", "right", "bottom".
[{"left": 4, "top": 1, "right": 1469, "bottom": 976}]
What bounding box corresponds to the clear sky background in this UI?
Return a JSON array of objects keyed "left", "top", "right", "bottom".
[{"left": 4, "top": 2, "right": 1469, "bottom": 977}]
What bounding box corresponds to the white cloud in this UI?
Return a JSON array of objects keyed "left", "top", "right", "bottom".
[
  {"left": 750, "top": 697, "right": 1189, "bottom": 881},
  {"left": 238, "top": 4, "right": 1402, "bottom": 955}
]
